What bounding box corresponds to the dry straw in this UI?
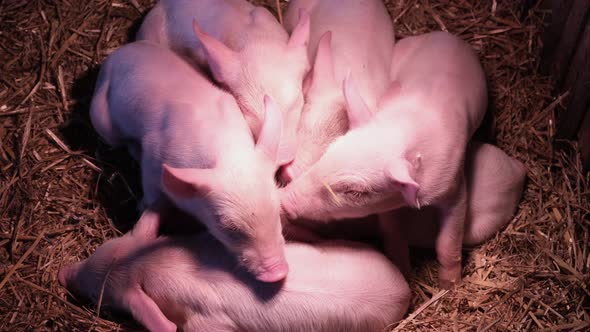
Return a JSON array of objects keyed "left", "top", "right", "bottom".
[{"left": 0, "top": 0, "right": 588, "bottom": 331}]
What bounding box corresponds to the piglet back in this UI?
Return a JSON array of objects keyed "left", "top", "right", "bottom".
[{"left": 137, "top": 235, "right": 410, "bottom": 332}]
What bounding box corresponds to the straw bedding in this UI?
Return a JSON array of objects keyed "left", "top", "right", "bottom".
[{"left": 0, "top": 0, "right": 588, "bottom": 331}]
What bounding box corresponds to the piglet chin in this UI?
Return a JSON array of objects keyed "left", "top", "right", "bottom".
[{"left": 255, "top": 259, "right": 289, "bottom": 283}]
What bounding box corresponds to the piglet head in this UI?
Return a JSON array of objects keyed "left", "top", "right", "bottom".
[
  {"left": 58, "top": 207, "right": 160, "bottom": 299},
  {"left": 192, "top": 10, "right": 311, "bottom": 167},
  {"left": 58, "top": 236, "right": 129, "bottom": 302},
  {"left": 280, "top": 131, "right": 420, "bottom": 221},
  {"left": 162, "top": 96, "right": 288, "bottom": 283},
  {"left": 280, "top": 77, "right": 420, "bottom": 221}
]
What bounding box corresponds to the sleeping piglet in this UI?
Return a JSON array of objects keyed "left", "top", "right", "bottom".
[
  {"left": 284, "top": 142, "right": 526, "bottom": 264},
  {"left": 58, "top": 211, "right": 411, "bottom": 332},
  {"left": 137, "top": 0, "right": 311, "bottom": 165},
  {"left": 90, "top": 41, "right": 287, "bottom": 282},
  {"left": 279, "top": 0, "right": 394, "bottom": 183},
  {"left": 281, "top": 31, "right": 488, "bottom": 288}
]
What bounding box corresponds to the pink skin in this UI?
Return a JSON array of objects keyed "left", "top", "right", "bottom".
[
  {"left": 279, "top": 0, "right": 394, "bottom": 183},
  {"left": 380, "top": 141, "right": 527, "bottom": 277},
  {"left": 90, "top": 41, "right": 287, "bottom": 282},
  {"left": 283, "top": 142, "right": 526, "bottom": 262},
  {"left": 59, "top": 216, "right": 411, "bottom": 332},
  {"left": 281, "top": 32, "right": 488, "bottom": 288},
  {"left": 137, "top": 0, "right": 312, "bottom": 166}
]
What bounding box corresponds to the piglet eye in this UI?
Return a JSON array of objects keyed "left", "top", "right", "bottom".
[
  {"left": 224, "top": 227, "right": 248, "bottom": 243},
  {"left": 344, "top": 190, "right": 369, "bottom": 198}
]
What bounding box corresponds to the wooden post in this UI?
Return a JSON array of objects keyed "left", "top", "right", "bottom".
[
  {"left": 539, "top": 0, "right": 573, "bottom": 75},
  {"left": 579, "top": 108, "right": 590, "bottom": 172},
  {"left": 556, "top": 14, "right": 590, "bottom": 140},
  {"left": 542, "top": 0, "right": 589, "bottom": 89}
]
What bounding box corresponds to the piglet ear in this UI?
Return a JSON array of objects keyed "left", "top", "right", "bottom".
[
  {"left": 192, "top": 19, "right": 239, "bottom": 84},
  {"left": 387, "top": 160, "right": 420, "bottom": 208},
  {"left": 343, "top": 72, "right": 372, "bottom": 129},
  {"left": 161, "top": 164, "right": 215, "bottom": 199},
  {"left": 256, "top": 95, "right": 283, "bottom": 163},
  {"left": 126, "top": 288, "right": 177, "bottom": 332},
  {"left": 288, "top": 9, "right": 310, "bottom": 49},
  {"left": 308, "top": 31, "right": 336, "bottom": 93}
]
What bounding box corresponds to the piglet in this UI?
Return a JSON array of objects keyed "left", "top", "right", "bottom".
[
  {"left": 380, "top": 141, "right": 527, "bottom": 275},
  {"left": 137, "top": 0, "right": 311, "bottom": 165},
  {"left": 58, "top": 213, "right": 411, "bottom": 332},
  {"left": 284, "top": 142, "right": 526, "bottom": 256},
  {"left": 279, "top": 0, "right": 394, "bottom": 182},
  {"left": 281, "top": 31, "right": 488, "bottom": 288},
  {"left": 90, "top": 41, "right": 287, "bottom": 282}
]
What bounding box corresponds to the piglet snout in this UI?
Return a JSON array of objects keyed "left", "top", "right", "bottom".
[
  {"left": 58, "top": 263, "right": 79, "bottom": 289},
  {"left": 58, "top": 268, "right": 69, "bottom": 287},
  {"left": 255, "top": 258, "right": 289, "bottom": 283}
]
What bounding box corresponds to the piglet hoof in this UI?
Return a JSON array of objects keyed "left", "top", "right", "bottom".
[{"left": 438, "top": 264, "right": 462, "bottom": 289}]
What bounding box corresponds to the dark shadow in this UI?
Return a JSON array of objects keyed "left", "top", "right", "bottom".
[
  {"left": 126, "top": 10, "right": 147, "bottom": 42},
  {"left": 473, "top": 106, "right": 497, "bottom": 144},
  {"left": 473, "top": 78, "right": 498, "bottom": 144},
  {"left": 60, "top": 65, "right": 142, "bottom": 232},
  {"left": 57, "top": 3, "right": 161, "bottom": 233},
  {"left": 60, "top": 56, "right": 207, "bottom": 236},
  {"left": 171, "top": 234, "right": 284, "bottom": 302}
]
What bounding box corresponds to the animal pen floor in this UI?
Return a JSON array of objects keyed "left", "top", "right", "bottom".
[{"left": 0, "top": 0, "right": 588, "bottom": 331}]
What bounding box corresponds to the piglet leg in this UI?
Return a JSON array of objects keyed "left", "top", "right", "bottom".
[
  {"left": 436, "top": 174, "right": 467, "bottom": 289},
  {"left": 125, "top": 287, "right": 177, "bottom": 332},
  {"left": 379, "top": 211, "right": 411, "bottom": 277},
  {"left": 131, "top": 196, "right": 172, "bottom": 239}
]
